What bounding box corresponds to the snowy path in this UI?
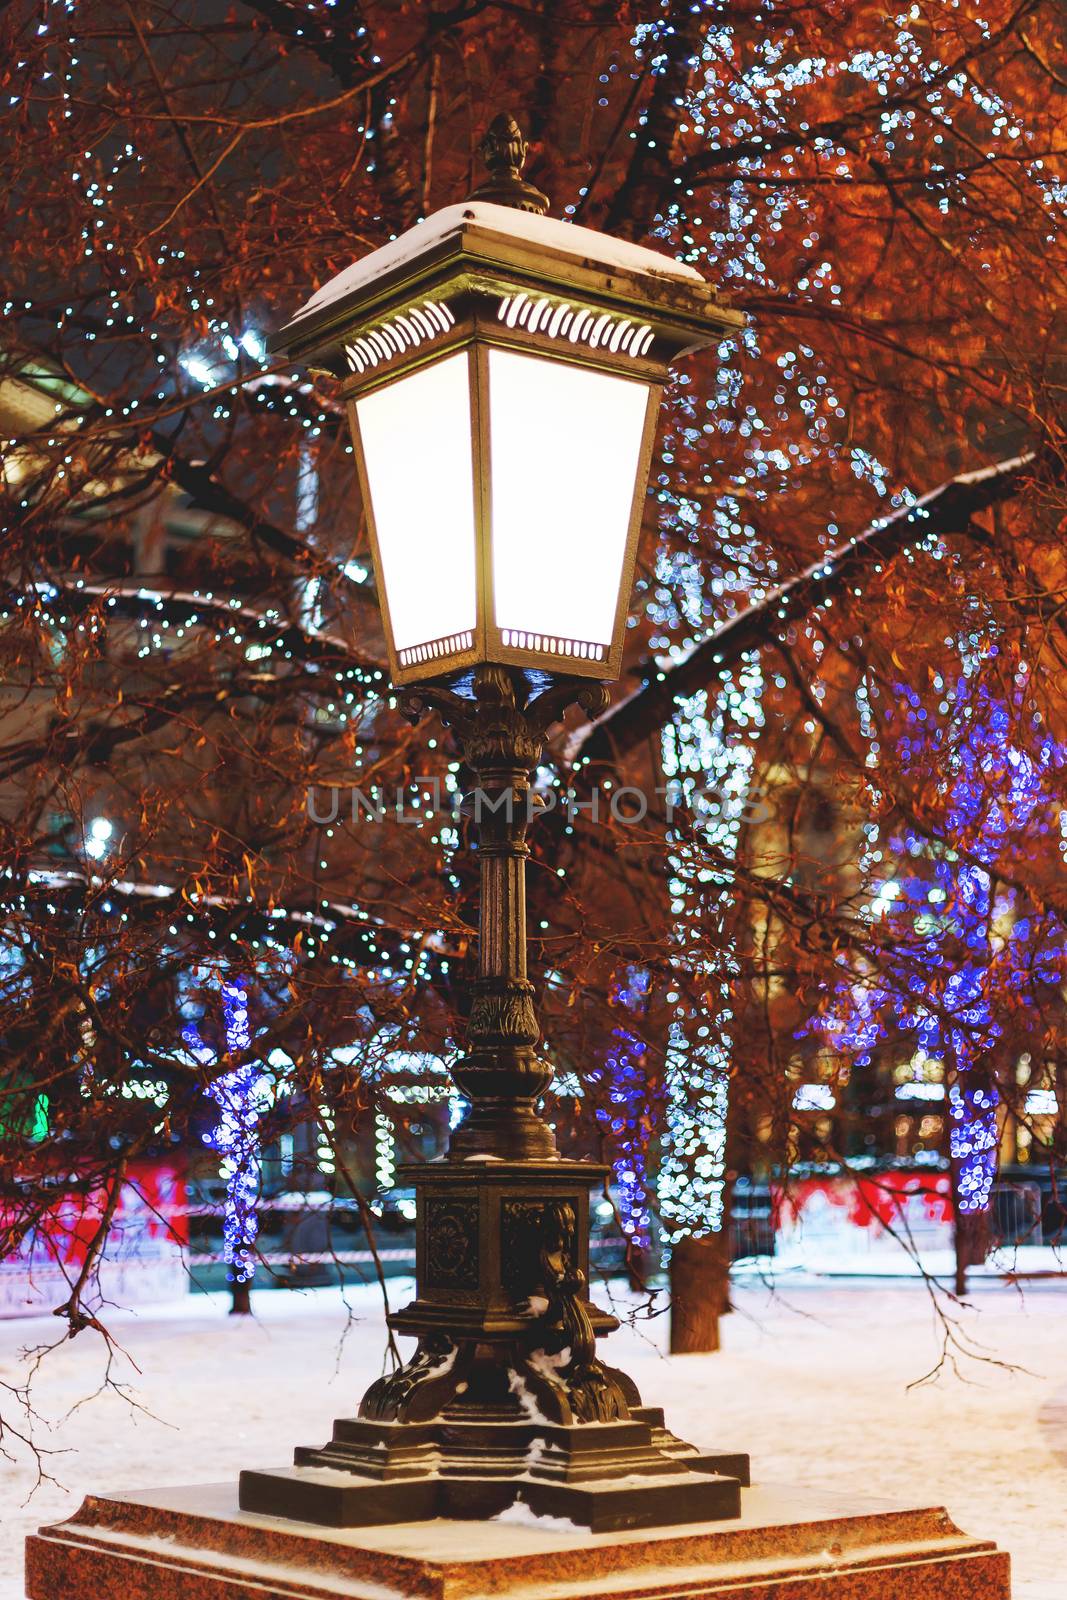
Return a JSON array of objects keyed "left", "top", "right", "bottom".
[{"left": 1, "top": 1276, "right": 1064, "bottom": 1598}]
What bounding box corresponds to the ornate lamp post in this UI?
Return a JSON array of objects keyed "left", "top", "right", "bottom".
[{"left": 240, "top": 116, "right": 747, "bottom": 1534}]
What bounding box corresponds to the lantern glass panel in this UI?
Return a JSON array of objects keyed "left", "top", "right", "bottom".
[
  {"left": 488, "top": 349, "right": 650, "bottom": 657},
  {"left": 355, "top": 351, "right": 478, "bottom": 655}
]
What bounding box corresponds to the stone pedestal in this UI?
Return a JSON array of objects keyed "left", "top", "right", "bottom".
[{"left": 26, "top": 1480, "right": 1010, "bottom": 1600}]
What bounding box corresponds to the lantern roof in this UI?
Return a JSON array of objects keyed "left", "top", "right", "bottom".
[
  {"left": 267, "top": 116, "right": 745, "bottom": 689},
  {"left": 270, "top": 199, "right": 739, "bottom": 373},
  {"left": 296, "top": 201, "right": 705, "bottom": 324}
]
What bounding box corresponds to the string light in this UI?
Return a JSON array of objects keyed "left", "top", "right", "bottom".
[
  {"left": 186, "top": 978, "right": 266, "bottom": 1287},
  {"left": 657, "top": 661, "right": 764, "bottom": 1241},
  {"left": 598, "top": 968, "right": 654, "bottom": 1249},
  {"left": 814, "top": 668, "right": 1066, "bottom": 1215}
]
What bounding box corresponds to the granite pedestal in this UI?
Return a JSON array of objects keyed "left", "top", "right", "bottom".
[{"left": 26, "top": 1480, "right": 1010, "bottom": 1600}]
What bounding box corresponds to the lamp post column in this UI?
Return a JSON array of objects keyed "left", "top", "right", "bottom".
[{"left": 449, "top": 666, "right": 557, "bottom": 1161}]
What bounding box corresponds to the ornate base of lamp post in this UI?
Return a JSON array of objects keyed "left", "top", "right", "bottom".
[
  {"left": 240, "top": 668, "right": 747, "bottom": 1532},
  {"left": 240, "top": 1155, "right": 747, "bottom": 1532}
]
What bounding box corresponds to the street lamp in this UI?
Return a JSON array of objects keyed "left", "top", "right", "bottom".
[
  {"left": 242, "top": 115, "right": 747, "bottom": 1534},
  {"left": 271, "top": 114, "right": 737, "bottom": 687}
]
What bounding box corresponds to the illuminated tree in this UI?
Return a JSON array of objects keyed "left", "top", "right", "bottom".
[
  {"left": 183, "top": 976, "right": 268, "bottom": 1314},
  {"left": 808, "top": 671, "right": 1066, "bottom": 1289}
]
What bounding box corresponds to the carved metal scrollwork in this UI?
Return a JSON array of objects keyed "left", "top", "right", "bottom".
[
  {"left": 397, "top": 665, "right": 609, "bottom": 770},
  {"left": 500, "top": 1198, "right": 631, "bottom": 1425},
  {"left": 529, "top": 1201, "right": 629, "bottom": 1423},
  {"left": 468, "top": 980, "right": 539, "bottom": 1045},
  {"left": 359, "top": 1332, "right": 467, "bottom": 1423},
  {"left": 501, "top": 1198, "right": 574, "bottom": 1300},
  {"left": 424, "top": 1197, "right": 480, "bottom": 1290}
]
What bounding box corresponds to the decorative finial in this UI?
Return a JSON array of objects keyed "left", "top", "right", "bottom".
[{"left": 469, "top": 113, "right": 549, "bottom": 215}]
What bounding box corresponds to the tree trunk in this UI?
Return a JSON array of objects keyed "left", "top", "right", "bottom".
[
  {"left": 953, "top": 1207, "right": 990, "bottom": 1297},
  {"left": 626, "top": 1241, "right": 656, "bottom": 1294},
  {"left": 669, "top": 1230, "right": 730, "bottom": 1353},
  {"left": 229, "top": 1279, "right": 252, "bottom": 1315},
  {"left": 950, "top": 1151, "right": 991, "bottom": 1297}
]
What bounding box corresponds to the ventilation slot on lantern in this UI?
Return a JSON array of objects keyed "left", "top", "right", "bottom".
[
  {"left": 501, "top": 629, "right": 607, "bottom": 663},
  {"left": 345, "top": 300, "right": 456, "bottom": 374},
  {"left": 398, "top": 628, "right": 475, "bottom": 669},
  {"left": 498, "top": 297, "right": 653, "bottom": 360}
]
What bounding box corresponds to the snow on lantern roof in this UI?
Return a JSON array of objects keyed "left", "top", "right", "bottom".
[{"left": 293, "top": 201, "right": 706, "bottom": 323}]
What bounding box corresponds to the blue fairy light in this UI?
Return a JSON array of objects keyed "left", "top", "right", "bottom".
[
  {"left": 814, "top": 671, "right": 1066, "bottom": 1215},
  {"left": 597, "top": 967, "right": 654, "bottom": 1249},
  {"left": 185, "top": 978, "right": 266, "bottom": 1286}
]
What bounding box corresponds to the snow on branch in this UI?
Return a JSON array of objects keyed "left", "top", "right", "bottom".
[
  {"left": 19, "top": 575, "right": 374, "bottom": 670},
  {"left": 573, "top": 452, "right": 1035, "bottom": 766}
]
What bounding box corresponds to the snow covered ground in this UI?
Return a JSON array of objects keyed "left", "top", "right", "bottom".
[{"left": 2, "top": 1274, "right": 1065, "bottom": 1599}]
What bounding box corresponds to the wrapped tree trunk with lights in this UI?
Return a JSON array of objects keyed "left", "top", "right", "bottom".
[{"left": 181, "top": 977, "right": 267, "bottom": 1315}]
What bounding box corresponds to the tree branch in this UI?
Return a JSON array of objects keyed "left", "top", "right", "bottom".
[{"left": 574, "top": 453, "right": 1036, "bottom": 766}]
